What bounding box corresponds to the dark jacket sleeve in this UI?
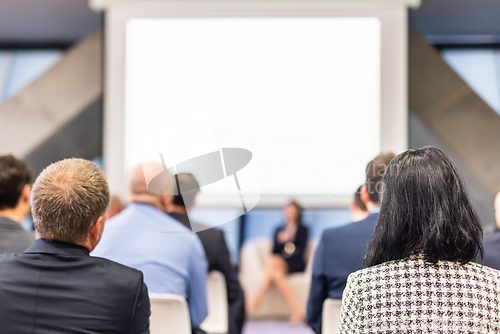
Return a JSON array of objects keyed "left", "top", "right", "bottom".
[
  {"left": 129, "top": 274, "right": 150, "bottom": 334},
  {"left": 307, "top": 231, "right": 328, "bottom": 334},
  {"left": 272, "top": 226, "right": 283, "bottom": 254},
  {"left": 210, "top": 230, "right": 242, "bottom": 305},
  {"left": 200, "top": 228, "right": 245, "bottom": 334},
  {"left": 294, "top": 225, "right": 309, "bottom": 261}
]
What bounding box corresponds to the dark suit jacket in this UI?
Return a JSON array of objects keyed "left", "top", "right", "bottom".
[
  {"left": 272, "top": 224, "right": 309, "bottom": 273},
  {"left": 169, "top": 212, "right": 245, "bottom": 334},
  {"left": 0, "top": 239, "right": 150, "bottom": 334},
  {"left": 482, "top": 231, "right": 500, "bottom": 270},
  {"left": 0, "top": 217, "right": 35, "bottom": 254},
  {"left": 307, "top": 212, "right": 378, "bottom": 334}
]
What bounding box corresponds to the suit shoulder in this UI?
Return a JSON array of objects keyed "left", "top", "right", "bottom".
[
  {"left": 91, "top": 256, "right": 144, "bottom": 281},
  {"left": 0, "top": 253, "right": 17, "bottom": 264},
  {"left": 322, "top": 222, "right": 355, "bottom": 239},
  {"left": 198, "top": 227, "right": 224, "bottom": 240},
  {"left": 483, "top": 231, "right": 500, "bottom": 244},
  {"left": 471, "top": 261, "right": 500, "bottom": 278},
  {"left": 324, "top": 215, "right": 377, "bottom": 236}
]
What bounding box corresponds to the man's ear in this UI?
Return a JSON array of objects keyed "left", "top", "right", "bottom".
[
  {"left": 20, "top": 184, "right": 30, "bottom": 204},
  {"left": 90, "top": 216, "right": 105, "bottom": 245},
  {"left": 160, "top": 194, "right": 173, "bottom": 209},
  {"left": 351, "top": 203, "right": 358, "bottom": 212},
  {"left": 360, "top": 184, "right": 370, "bottom": 205}
]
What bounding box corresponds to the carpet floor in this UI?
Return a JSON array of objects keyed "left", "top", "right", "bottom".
[{"left": 242, "top": 320, "right": 314, "bottom": 334}]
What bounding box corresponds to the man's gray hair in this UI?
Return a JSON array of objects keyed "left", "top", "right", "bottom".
[{"left": 31, "top": 158, "right": 110, "bottom": 243}]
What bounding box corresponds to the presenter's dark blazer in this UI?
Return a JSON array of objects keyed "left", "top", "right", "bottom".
[
  {"left": 272, "top": 224, "right": 309, "bottom": 273},
  {"left": 169, "top": 212, "right": 246, "bottom": 334},
  {"left": 482, "top": 231, "right": 500, "bottom": 270},
  {"left": 0, "top": 216, "right": 35, "bottom": 254},
  {"left": 307, "top": 212, "right": 378, "bottom": 334},
  {"left": 0, "top": 238, "right": 150, "bottom": 334}
]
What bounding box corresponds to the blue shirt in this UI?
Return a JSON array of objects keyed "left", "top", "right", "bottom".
[{"left": 92, "top": 203, "right": 208, "bottom": 328}]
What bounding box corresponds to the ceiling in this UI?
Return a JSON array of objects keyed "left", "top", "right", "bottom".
[
  {"left": 410, "top": 0, "right": 500, "bottom": 42},
  {"left": 0, "top": 0, "right": 499, "bottom": 46},
  {"left": 0, "top": 0, "right": 101, "bottom": 46}
]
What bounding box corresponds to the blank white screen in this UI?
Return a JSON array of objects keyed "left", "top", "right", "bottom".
[{"left": 125, "top": 17, "right": 381, "bottom": 196}]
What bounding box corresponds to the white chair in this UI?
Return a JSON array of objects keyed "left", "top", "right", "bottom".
[
  {"left": 149, "top": 293, "right": 191, "bottom": 334},
  {"left": 240, "top": 238, "right": 318, "bottom": 318},
  {"left": 200, "top": 270, "right": 229, "bottom": 334},
  {"left": 321, "top": 299, "right": 342, "bottom": 334}
]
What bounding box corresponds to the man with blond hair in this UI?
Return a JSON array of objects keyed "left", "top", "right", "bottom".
[
  {"left": 0, "top": 158, "right": 150, "bottom": 333},
  {"left": 93, "top": 162, "right": 208, "bottom": 332}
]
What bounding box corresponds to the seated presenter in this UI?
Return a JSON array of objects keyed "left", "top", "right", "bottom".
[{"left": 246, "top": 201, "right": 308, "bottom": 323}]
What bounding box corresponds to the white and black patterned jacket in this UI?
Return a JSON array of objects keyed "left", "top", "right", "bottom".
[{"left": 340, "top": 254, "right": 500, "bottom": 333}]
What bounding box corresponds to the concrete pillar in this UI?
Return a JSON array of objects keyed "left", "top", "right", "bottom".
[{"left": 0, "top": 30, "right": 102, "bottom": 160}]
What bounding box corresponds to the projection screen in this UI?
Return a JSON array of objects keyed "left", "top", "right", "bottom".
[{"left": 90, "top": 0, "right": 419, "bottom": 207}]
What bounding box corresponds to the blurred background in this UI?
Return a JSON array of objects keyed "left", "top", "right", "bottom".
[{"left": 1, "top": 0, "right": 500, "bottom": 270}]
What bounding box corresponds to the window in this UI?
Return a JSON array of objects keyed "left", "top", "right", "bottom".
[
  {"left": 0, "top": 50, "right": 63, "bottom": 103},
  {"left": 441, "top": 48, "right": 500, "bottom": 114}
]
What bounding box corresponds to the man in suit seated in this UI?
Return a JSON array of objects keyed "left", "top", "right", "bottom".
[
  {"left": 0, "top": 155, "right": 35, "bottom": 253},
  {"left": 0, "top": 158, "right": 150, "bottom": 333},
  {"left": 481, "top": 191, "right": 500, "bottom": 270},
  {"left": 93, "top": 163, "right": 208, "bottom": 333},
  {"left": 167, "top": 173, "right": 246, "bottom": 334},
  {"left": 307, "top": 152, "right": 395, "bottom": 334}
]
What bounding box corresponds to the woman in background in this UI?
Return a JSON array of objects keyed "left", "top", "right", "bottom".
[
  {"left": 246, "top": 201, "right": 309, "bottom": 323},
  {"left": 340, "top": 147, "right": 500, "bottom": 333}
]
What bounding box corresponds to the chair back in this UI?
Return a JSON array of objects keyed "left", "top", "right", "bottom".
[
  {"left": 200, "top": 270, "right": 229, "bottom": 334},
  {"left": 149, "top": 293, "right": 191, "bottom": 334},
  {"left": 304, "top": 239, "right": 319, "bottom": 273},
  {"left": 322, "top": 298, "right": 342, "bottom": 334}
]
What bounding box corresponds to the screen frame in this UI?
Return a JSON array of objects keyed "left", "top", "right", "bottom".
[{"left": 100, "top": 1, "right": 411, "bottom": 208}]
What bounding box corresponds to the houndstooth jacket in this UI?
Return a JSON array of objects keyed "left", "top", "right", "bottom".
[{"left": 339, "top": 254, "right": 500, "bottom": 333}]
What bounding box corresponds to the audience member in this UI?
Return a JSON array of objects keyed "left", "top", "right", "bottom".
[
  {"left": 0, "top": 158, "right": 150, "bottom": 333},
  {"left": 351, "top": 185, "right": 369, "bottom": 222},
  {"left": 340, "top": 146, "right": 498, "bottom": 333},
  {"left": 0, "top": 155, "right": 35, "bottom": 253},
  {"left": 481, "top": 191, "right": 500, "bottom": 270},
  {"left": 307, "top": 152, "right": 395, "bottom": 334},
  {"left": 93, "top": 162, "right": 208, "bottom": 332},
  {"left": 167, "top": 173, "right": 246, "bottom": 334},
  {"left": 247, "top": 201, "right": 308, "bottom": 323},
  {"left": 105, "top": 194, "right": 125, "bottom": 219}
]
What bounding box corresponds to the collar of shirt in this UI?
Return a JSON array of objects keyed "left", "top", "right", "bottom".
[{"left": 24, "top": 238, "right": 89, "bottom": 257}]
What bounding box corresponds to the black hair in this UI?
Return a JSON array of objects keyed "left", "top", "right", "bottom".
[
  {"left": 0, "top": 155, "right": 32, "bottom": 210},
  {"left": 172, "top": 173, "right": 200, "bottom": 210},
  {"left": 364, "top": 146, "right": 483, "bottom": 267}
]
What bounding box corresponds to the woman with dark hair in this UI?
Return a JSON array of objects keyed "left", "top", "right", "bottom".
[
  {"left": 246, "top": 201, "right": 309, "bottom": 323},
  {"left": 340, "top": 147, "right": 500, "bottom": 333}
]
